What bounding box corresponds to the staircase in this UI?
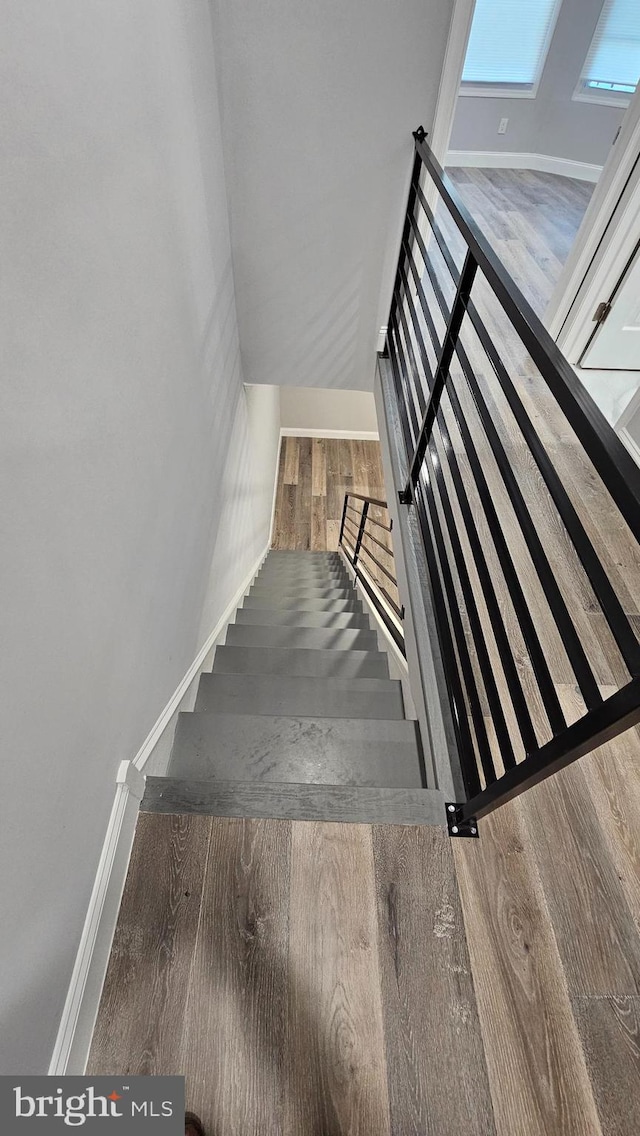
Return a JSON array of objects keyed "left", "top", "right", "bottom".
[{"left": 142, "top": 551, "right": 445, "bottom": 824}]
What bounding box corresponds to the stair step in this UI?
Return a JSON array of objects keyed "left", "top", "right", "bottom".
[
  {"left": 234, "top": 608, "right": 370, "bottom": 629},
  {"left": 267, "top": 551, "right": 341, "bottom": 561},
  {"left": 142, "top": 777, "right": 445, "bottom": 825},
  {"left": 195, "top": 672, "right": 404, "bottom": 718},
  {"left": 255, "top": 575, "right": 349, "bottom": 590},
  {"left": 259, "top": 560, "right": 347, "bottom": 574},
  {"left": 258, "top": 565, "right": 350, "bottom": 581},
  {"left": 214, "top": 645, "right": 389, "bottom": 678},
  {"left": 242, "top": 596, "right": 363, "bottom": 612},
  {"left": 249, "top": 583, "right": 353, "bottom": 600},
  {"left": 169, "top": 713, "right": 424, "bottom": 788},
  {"left": 225, "top": 624, "right": 377, "bottom": 652}
]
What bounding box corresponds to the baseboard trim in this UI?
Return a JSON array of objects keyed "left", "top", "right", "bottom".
[
  {"left": 48, "top": 762, "right": 144, "bottom": 1076},
  {"left": 446, "top": 149, "right": 603, "bottom": 183},
  {"left": 130, "top": 546, "right": 269, "bottom": 773},
  {"left": 48, "top": 544, "right": 269, "bottom": 1075},
  {"left": 280, "top": 427, "right": 380, "bottom": 440}
]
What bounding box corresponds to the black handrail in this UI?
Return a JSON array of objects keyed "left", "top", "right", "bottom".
[
  {"left": 385, "top": 127, "right": 640, "bottom": 823},
  {"left": 338, "top": 492, "right": 405, "bottom": 653}
]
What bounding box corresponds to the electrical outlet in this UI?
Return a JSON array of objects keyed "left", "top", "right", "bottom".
[{"left": 498, "top": 117, "right": 509, "bottom": 135}]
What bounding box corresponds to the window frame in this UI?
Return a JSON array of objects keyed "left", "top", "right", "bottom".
[
  {"left": 459, "top": 0, "right": 564, "bottom": 100},
  {"left": 574, "top": 0, "right": 639, "bottom": 110},
  {"left": 572, "top": 80, "right": 634, "bottom": 109}
]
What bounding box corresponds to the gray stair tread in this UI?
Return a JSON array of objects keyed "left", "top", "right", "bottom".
[
  {"left": 225, "top": 624, "right": 378, "bottom": 652},
  {"left": 259, "top": 561, "right": 347, "bottom": 571},
  {"left": 169, "top": 712, "right": 423, "bottom": 788},
  {"left": 142, "top": 777, "right": 445, "bottom": 825},
  {"left": 234, "top": 608, "right": 370, "bottom": 629},
  {"left": 257, "top": 569, "right": 348, "bottom": 582},
  {"left": 195, "top": 672, "right": 404, "bottom": 719},
  {"left": 214, "top": 645, "right": 389, "bottom": 678},
  {"left": 250, "top": 584, "right": 353, "bottom": 598},
  {"left": 242, "top": 596, "right": 363, "bottom": 612}
]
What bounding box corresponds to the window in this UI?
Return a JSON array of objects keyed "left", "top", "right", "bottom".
[
  {"left": 461, "top": 0, "right": 562, "bottom": 97},
  {"left": 576, "top": 0, "right": 640, "bottom": 106}
]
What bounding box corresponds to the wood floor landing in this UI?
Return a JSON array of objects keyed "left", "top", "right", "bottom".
[
  {"left": 89, "top": 815, "right": 495, "bottom": 1134},
  {"left": 89, "top": 793, "right": 640, "bottom": 1134}
]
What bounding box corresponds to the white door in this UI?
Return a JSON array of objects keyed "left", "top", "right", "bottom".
[{"left": 581, "top": 240, "right": 640, "bottom": 370}]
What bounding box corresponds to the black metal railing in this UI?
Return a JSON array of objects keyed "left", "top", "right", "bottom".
[
  {"left": 384, "top": 126, "right": 640, "bottom": 822},
  {"left": 338, "top": 492, "right": 405, "bottom": 653}
]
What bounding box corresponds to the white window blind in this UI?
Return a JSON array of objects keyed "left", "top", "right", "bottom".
[
  {"left": 581, "top": 0, "right": 640, "bottom": 94},
  {"left": 462, "top": 0, "right": 560, "bottom": 88}
]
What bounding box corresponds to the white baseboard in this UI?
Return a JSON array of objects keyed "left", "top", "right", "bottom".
[
  {"left": 280, "top": 427, "right": 379, "bottom": 440},
  {"left": 446, "top": 149, "right": 603, "bottom": 183},
  {"left": 49, "top": 543, "right": 269, "bottom": 1076}
]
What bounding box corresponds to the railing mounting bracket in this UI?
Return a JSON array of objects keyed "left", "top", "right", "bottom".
[
  {"left": 413, "top": 125, "right": 427, "bottom": 142},
  {"left": 446, "top": 804, "right": 479, "bottom": 839},
  {"left": 398, "top": 488, "right": 412, "bottom": 505}
]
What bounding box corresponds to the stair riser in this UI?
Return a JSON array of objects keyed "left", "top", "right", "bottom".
[
  {"left": 266, "top": 553, "right": 341, "bottom": 561},
  {"left": 256, "top": 574, "right": 349, "bottom": 588},
  {"left": 142, "top": 777, "right": 445, "bottom": 825},
  {"left": 195, "top": 673, "right": 404, "bottom": 719},
  {"left": 249, "top": 586, "right": 354, "bottom": 601},
  {"left": 213, "top": 645, "right": 389, "bottom": 679},
  {"left": 169, "top": 713, "right": 423, "bottom": 788},
  {"left": 234, "top": 609, "right": 370, "bottom": 629},
  {"left": 258, "top": 561, "right": 347, "bottom": 573},
  {"left": 242, "top": 597, "right": 363, "bottom": 612},
  {"left": 225, "top": 625, "right": 378, "bottom": 651}
]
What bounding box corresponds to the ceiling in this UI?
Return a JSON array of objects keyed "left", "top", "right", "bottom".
[{"left": 209, "top": 0, "right": 454, "bottom": 391}]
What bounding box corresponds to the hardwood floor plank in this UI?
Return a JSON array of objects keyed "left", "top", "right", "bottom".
[
  {"left": 310, "top": 493, "right": 327, "bottom": 550},
  {"left": 580, "top": 715, "right": 640, "bottom": 937},
  {"left": 178, "top": 817, "right": 291, "bottom": 1135},
  {"left": 519, "top": 764, "right": 640, "bottom": 996},
  {"left": 286, "top": 822, "right": 391, "bottom": 1136},
  {"left": 311, "top": 436, "right": 327, "bottom": 496},
  {"left": 87, "top": 812, "right": 211, "bottom": 1075},
  {"left": 571, "top": 996, "right": 640, "bottom": 1136},
  {"left": 454, "top": 804, "right": 602, "bottom": 1136},
  {"left": 283, "top": 435, "right": 300, "bottom": 484},
  {"left": 326, "top": 518, "right": 341, "bottom": 549},
  {"left": 272, "top": 435, "right": 388, "bottom": 551},
  {"left": 373, "top": 825, "right": 495, "bottom": 1135}
]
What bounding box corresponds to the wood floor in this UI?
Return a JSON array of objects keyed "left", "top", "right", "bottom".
[
  {"left": 89, "top": 787, "right": 640, "bottom": 1134},
  {"left": 448, "top": 166, "right": 595, "bottom": 316},
  {"left": 89, "top": 172, "right": 640, "bottom": 1131},
  {"left": 272, "top": 435, "right": 400, "bottom": 609},
  {"left": 88, "top": 814, "right": 496, "bottom": 1134},
  {"left": 271, "top": 435, "right": 386, "bottom": 552}
]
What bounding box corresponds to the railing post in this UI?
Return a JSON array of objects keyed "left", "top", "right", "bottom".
[
  {"left": 383, "top": 133, "right": 425, "bottom": 359},
  {"left": 399, "top": 249, "right": 478, "bottom": 503},
  {"left": 353, "top": 500, "right": 370, "bottom": 570},
  {"left": 338, "top": 493, "right": 349, "bottom": 546}
]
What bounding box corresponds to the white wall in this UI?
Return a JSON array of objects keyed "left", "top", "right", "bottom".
[
  {"left": 209, "top": 0, "right": 455, "bottom": 392},
  {"left": 0, "top": 0, "right": 278, "bottom": 1074},
  {"left": 280, "top": 387, "right": 378, "bottom": 436},
  {"left": 449, "top": 0, "right": 625, "bottom": 169},
  {"left": 197, "top": 383, "right": 281, "bottom": 644}
]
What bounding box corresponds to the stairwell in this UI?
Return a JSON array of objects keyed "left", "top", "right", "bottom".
[{"left": 142, "top": 550, "right": 445, "bottom": 824}]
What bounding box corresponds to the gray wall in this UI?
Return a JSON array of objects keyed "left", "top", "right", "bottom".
[
  {"left": 280, "top": 388, "right": 378, "bottom": 435},
  {"left": 0, "top": 0, "right": 278, "bottom": 1073},
  {"left": 450, "top": 0, "right": 625, "bottom": 167},
  {"left": 209, "top": 0, "right": 455, "bottom": 392}
]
